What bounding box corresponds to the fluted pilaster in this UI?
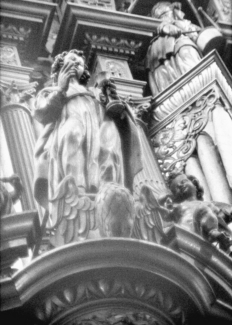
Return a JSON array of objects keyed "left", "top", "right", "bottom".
[{"left": 1, "top": 104, "right": 37, "bottom": 211}]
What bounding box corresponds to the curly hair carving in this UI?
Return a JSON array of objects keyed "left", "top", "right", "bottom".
[
  {"left": 51, "top": 49, "right": 90, "bottom": 86},
  {"left": 167, "top": 172, "right": 204, "bottom": 201}
]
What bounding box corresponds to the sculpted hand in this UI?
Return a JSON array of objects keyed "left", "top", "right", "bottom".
[
  {"left": 101, "top": 78, "right": 120, "bottom": 100},
  {"left": 57, "top": 61, "right": 76, "bottom": 91},
  {"left": 158, "top": 23, "right": 182, "bottom": 37}
]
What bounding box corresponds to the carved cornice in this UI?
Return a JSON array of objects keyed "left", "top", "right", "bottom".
[
  {"left": 74, "top": 0, "right": 115, "bottom": 10},
  {"left": 84, "top": 32, "right": 143, "bottom": 61},
  {"left": 9, "top": 239, "right": 215, "bottom": 323},
  {"left": 0, "top": 0, "right": 56, "bottom": 60},
  {"left": 53, "top": 3, "right": 160, "bottom": 61},
  {"left": 149, "top": 50, "right": 232, "bottom": 136},
  {"left": 0, "top": 63, "right": 34, "bottom": 85}
]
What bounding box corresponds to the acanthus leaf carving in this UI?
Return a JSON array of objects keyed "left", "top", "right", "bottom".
[
  {"left": 36, "top": 278, "right": 185, "bottom": 323},
  {"left": 0, "top": 80, "right": 38, "bottom": 107}
]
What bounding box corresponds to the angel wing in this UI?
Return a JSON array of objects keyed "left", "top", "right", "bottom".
[
  {"left": 132, "top": 181, "right": 173, "bottom": 243},
  {"left": 49, "top": 175, "right": 96, "bottom": 247}
]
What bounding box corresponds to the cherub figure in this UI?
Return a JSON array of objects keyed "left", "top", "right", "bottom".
[
  {"left": 133, "top": 172, "right": 232, "bottom": 254},
  {"left": 166, "top": 172, "right": 232, "bottom": 253}
]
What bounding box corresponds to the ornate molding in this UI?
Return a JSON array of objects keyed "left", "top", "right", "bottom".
[
  {"left": 73, "top": 0, "right": 115, "bottom": 10},
  {"left": 0, "top": 80, "right": 38, "bottom": 108},
  {"left": 37, "top": 277, "right": 185, "bottom": 324},
  {"left": 84, "top": 32, "right": 143, "bottom": 60},
  {"left": 71, "top": 312, "right": 159, "bottom": 325},
  {"left": 0, "top": 0, "right": 56, "bottom": 60},
  {"left": 10, "top": 240, "right": 214, "bottom": 323},
  {"left": 149, "top": 51, "right": 232, "bottom": 133},
  {"left": 53, "top": 3, "right": 159, "bottom": 58},
  {"left": 151, "top": 88, "right": 220, "bottom": 178},
  {"left": 0, "top": 23, "right": 31, "bottom": 43}
]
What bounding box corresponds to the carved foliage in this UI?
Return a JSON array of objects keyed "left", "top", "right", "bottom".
[
  {"left": 0, "top": 81, "right": 38, "bottom": 107},
  {"left": 0, "top": 45, "right": 20, "bottom": 66},
  {"left": 35, "top": 277, "right": 185, "bottom": 323},
  {"left": 0, "top": 23, "right": 31, "bottom": 42},
  {"left": 84, "top": 32, "right": 143, "bottom": 58},
  {"left": 151, "top": 88, "right": 219, "bottom": 179}
]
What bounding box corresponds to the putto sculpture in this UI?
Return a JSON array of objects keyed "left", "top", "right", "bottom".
[
  {"left": 146, "top": 1, "right": 202, "bottom": 95},
  {"left": 133, "top": 172, "right": 232, "bottom": 254},
  {"left": 33, "top": 49, "right": 142, "bottom": 247},
  {"left": 166, "top": 172, "right": 232, "bottom": 253}
]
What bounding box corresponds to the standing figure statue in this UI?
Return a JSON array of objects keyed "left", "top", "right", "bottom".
[
  {"left": 165, "top": 172, "right": 232, "bottom": 254},
  {"left": 33, "top": 49, "right": 142, "bottom": 247},
  {"left": 146, "top": 1, "right": 202, "bottom": 96}
]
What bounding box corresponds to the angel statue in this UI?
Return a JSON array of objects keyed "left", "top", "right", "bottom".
[
  {"left": 33, "top": 49, "right": 142, "bottom": 247},
  {"left": 166, "top": 172, "right": 232, "bottom": 254},
  {"left": 146, "top": 1, "right": 202, "bottom": 96},
  {"left": 133, "top": 173, "right": 232, "bottom": 255}
]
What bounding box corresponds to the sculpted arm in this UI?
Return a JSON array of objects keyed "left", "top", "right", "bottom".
[{"left": 33, "top": 61, "right": 76, "bottom": 125}]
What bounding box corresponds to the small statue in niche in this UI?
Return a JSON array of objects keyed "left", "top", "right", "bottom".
[
  {"left": 165, "top": 172, "right": 232, "bottom": 253},
  {"left": 146, "top": 1, "right": 202, "bottom": 96},
  {"left": 33, "top": 49, "right": 142, "bottom": 247},
  {"left": 0, "top": 174, "right": 23, "bottom": 217}
]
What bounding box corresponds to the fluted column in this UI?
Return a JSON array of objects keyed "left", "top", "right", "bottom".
[
  {"left": 1, "top": 104, "right": 37, "bottom": 211},
  {"left": 213, "top": 104, "right": 232, "bottom": 188},
  {"left": 197, "top": 132, "right": 232, "bottom": 204},
  {"left": 185, "top": 155, "right": 212, "bottom": 201}
]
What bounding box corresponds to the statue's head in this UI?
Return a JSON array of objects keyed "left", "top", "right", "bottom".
[
  {"left": 51, "top": 49, "right": 90, "bottom": 85},
  {"left": 167, "top": 172, "right": 204, "bottom": 202},
  {"left": 151, "top": 1, "right": 182, "bottom": 21}
]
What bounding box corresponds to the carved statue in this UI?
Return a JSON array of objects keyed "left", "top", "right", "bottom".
[
  {"left": 33, "top": 49, "right": 142, "bottom": 247},
  {"left": 166, "top": 172, "right": 232, "bottom": 253},
  {"left": 146, "top": 1, "right": 202, "bottom": 96},
  {"left": 0, "top": 174, "right": 23, "bottom": 216},
  {"left": 133, "top": 172, "right": 232, "bottom": 254}
]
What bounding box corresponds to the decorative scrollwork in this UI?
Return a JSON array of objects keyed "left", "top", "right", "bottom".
[{"left": 151, "top": 88, "right": 219, "bottom": 179}]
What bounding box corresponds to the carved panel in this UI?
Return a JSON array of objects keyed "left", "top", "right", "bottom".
[
  {"left": 0, "top": 23, "right": 31, "bottom": 43},
  {"left": 0, "top": 45, "right": 21, "bottom": 66},
  {"left": 151, "top": 88, "right": 220, "bottom": 179}
]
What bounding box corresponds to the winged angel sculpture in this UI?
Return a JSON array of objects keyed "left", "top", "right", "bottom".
[
  {"left": 133, "top": 172, "right": 232, "bottom": 255},
  {"left": 33, "top": 49, "right": 141, "bottom": 247}
]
